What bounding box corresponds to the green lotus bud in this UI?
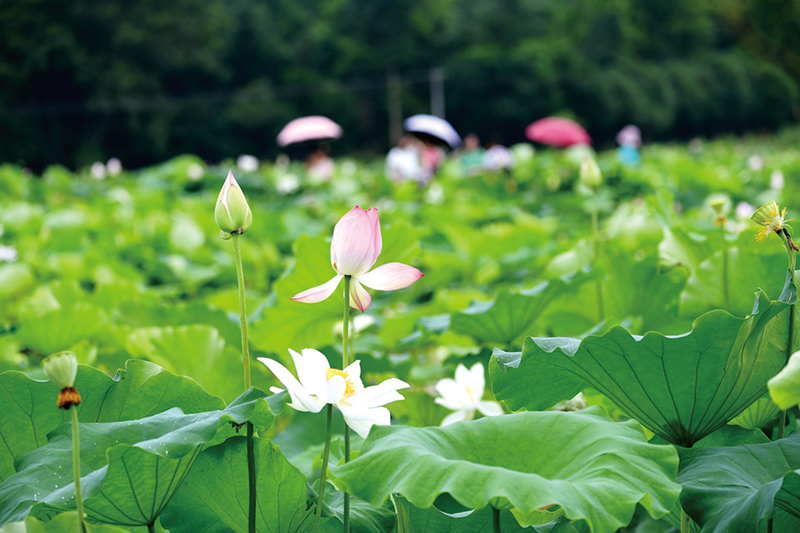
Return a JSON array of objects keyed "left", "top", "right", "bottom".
[
  {"left": 579, "top": 156, "right": 602, "bottom": 189},
  {"left": 215, "top": 170, "right": 253, "bottom": 234},
  {"left": 768, "top": 350, "right": 800, "bottom": 410}
]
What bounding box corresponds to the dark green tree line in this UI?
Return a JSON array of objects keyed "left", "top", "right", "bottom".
[{"left": 0, "top": 0, "right": 797, "bottom": 170}]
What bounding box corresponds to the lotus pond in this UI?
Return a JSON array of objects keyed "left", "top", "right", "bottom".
[{"left": 2, "top": 132, "right": 800, "bottom": 533}]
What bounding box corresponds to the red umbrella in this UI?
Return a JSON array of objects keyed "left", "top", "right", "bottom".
[
  {"left": 276, "top": 116, "right": 343, "bottom": 147},
  {"left": 525, "top": 117, "right": 591, "bottom": 147}
]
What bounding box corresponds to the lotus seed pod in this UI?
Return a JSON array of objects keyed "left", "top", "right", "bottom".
[
  {"left": 579, "top": 156, "right": 602, "bottom": 189},
  {"left": 215, "top": 170, "right": 253, "bottom": 234},
  {"left": 708, "top": 198, "right": 727, "bottom": 215}
]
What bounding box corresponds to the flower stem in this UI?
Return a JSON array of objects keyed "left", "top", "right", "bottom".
[
  {"left": 591, "top": 200, "right": 604, "bottom": 322},
  {"left": 342, "top": 276, "right": 352, "bottom": 533},
  {"left": 232, "top": 234, "right": 256, "bottom": 533},
  {"left": 778, "top": 302, "right": 794, "bottom": 441},
  {"left": 681, "top": 507, "right": 691, "bottom": 533},
  {"left": 720, "top": 225, "right": 731, "bottom": 313},
  {"left": 70, "top": 406, "right": 84, "bottom": 533},
  {"left": 232, "top": 234, "right": 251, "bottom": 390},
  {"left": 314, "top": 404, "right": 334, "bottom": 533},
  {"left": 147, "top": 523, "right": 156, "bottom": 533},
  {"left": 493, "top": 507, "right": 501, "bottom": 533}
]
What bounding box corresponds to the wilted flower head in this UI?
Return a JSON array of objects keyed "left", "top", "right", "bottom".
[
  {"left": 434, "top": 362, "right": 503, "bottom": 426},
  {"left": 258, "top": 349, "right": 409, "bottom": 438},
  {"left": 43, "top": 351, "right": 81, "bottom": 409},
  {"left": 291, "top": 207, "right": 423, "bottom": 311},
  {"left": 215, "top": 170, "right": 253, "bottom": 235},
  {"left": 752, "top": 201, "right": 794, "bottom": 246}
]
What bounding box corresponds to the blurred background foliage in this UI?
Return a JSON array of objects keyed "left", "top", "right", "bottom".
[{"left": 1, "top": 0, "right": 799, "bottom": 170}]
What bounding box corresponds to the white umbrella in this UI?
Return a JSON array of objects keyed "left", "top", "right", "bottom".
[{"left": 404, "top": 114, "right": 461, "bottom": 149}]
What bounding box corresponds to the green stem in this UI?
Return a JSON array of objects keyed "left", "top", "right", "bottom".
[
  {"left": 247, "top": 422, "right": 256, "bottom": 532},
  {"left": 591, "top": 200, "right": 604, "bottom": 322},
  {"left": 147, "top": 523, "right": 156, "bottom": 533},
  {"left": 721, "top": 227, "right": 731, "bottom": 313},
  {"left": 493, "top": 507, "right": 501, "bottom": 533},
  {"left": 70, "top": 407, "right": 84, "bottom": 533},
  {"left": 342, "top": 276, "right": 352, "bottom": 533},
  {"left": 232, "top": 235, "right": 256, "bottom": 533},
  {"left": 778, "top": 302, "right": 794, "bottom": 441},
  {"left": 232, "top": 234, "right": 251, "bottom": 390},
  {"left": 314, "top": 405, "right": 334, "bottom": 533},
  {"left": 681, "top": 507, "right": 691, "bottom": 533}
]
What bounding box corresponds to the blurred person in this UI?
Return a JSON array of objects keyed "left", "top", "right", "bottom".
[
  {"left": 616, "top": 124, "right": 642, "bottom": 167},
  {"left": 483, "top": 135, "right": 515, "bottom": 173},
  {"left": 458, "top": 133, "right": 485, "bottom": 177},
  {"left": 306, "top": 142, "right": 334, "bottom": 182},
  {"left": 420, "top": 140, "right": 445, "bottom": 186},
  {"left": 385, "top": 135, "right": 422, "bottom": 182}
]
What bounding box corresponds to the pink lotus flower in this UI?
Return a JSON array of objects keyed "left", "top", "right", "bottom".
[{"left": 291, "top": 207, "right": 423, "bottom": 311}]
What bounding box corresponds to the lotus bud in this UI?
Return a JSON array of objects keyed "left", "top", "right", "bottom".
[
  {"left": 43, "top": 351, "right": 81, "bottom": 409},
  {"left": 579, "top": 156, "right": 602, "bottom": 189},
  {"left": 768, "top": 350, "right": 800, "bottom": 410},
  {"left": 215, "top": 170, "right": 253, "bottom": 235}
]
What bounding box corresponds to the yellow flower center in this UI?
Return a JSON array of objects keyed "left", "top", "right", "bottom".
[{"left": 325, "top": 368, "right": 356, "bottom": 397}]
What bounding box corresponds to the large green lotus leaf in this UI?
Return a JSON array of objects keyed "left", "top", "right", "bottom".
[
  {"left": 330, "top": 408, "right": 681, "bottom": 533},
  {"left": 125, "top": 324, "right": 243, "bottom": 402},
  {"left": 658, "top": 227, "right": 711, "bottom": 276},
  {"left": 0, "top": 263, "right": 35, "bottom": 299},
  {"left": 114, "top": 300, "right": 242, "bottom": 348},
  {"left": 161, "top": 436, "right": 332, "bottom": 533},
  {"left": 0, "top": 388, "right": 279, "bottom": 527},
  {"left": 677, "top": 432, "right": 800, "bottom": 533},
  {"left": 490, "top": 293, "right": 789, "bottom": 446},
  {"left": 0, "top": 511, "right": 127, "bottom": 532},
  {"left": 0, "top": 360, "right": 224, "bottom": 483},
  {"left": 728, "top": 396, "right": 781, "bottom": 430},
  {"left": 449, "top": 267, "right": 598, "bottom": 349},
  {"left": 313, "top": 482, "right": 396, "bottom": 533},
  {"left": 680, "top": 239, "right": 786, "bottom": 318},
  {"left": 16, "top": 303, "right": 107, "bottom": 355},
  {"left": 392, "top": 495, "right": 582, "bottom": 533}
]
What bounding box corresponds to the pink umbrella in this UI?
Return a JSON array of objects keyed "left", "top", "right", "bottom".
[
  {"left": 525, "top": 117, "right": 591, "bottom": 147},
  {"left": 276, "top": 116, "right": 343, "bottom": 147}
]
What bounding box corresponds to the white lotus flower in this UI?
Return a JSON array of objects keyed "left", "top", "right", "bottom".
[
  {"left": 237, "top": 154, "right": 259, "bottom": 172},
  {"left": 258, "top": 349, "right": 409, "bottom": 438},
  {"left": 90, "top": 162, "right": 107, "bottom": 180},
  {"left": 434, "top": 362, "right": 504, "bottom": 426},
  {"left": 106, "top": 157, "right": 123, "bottom": 176}
]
